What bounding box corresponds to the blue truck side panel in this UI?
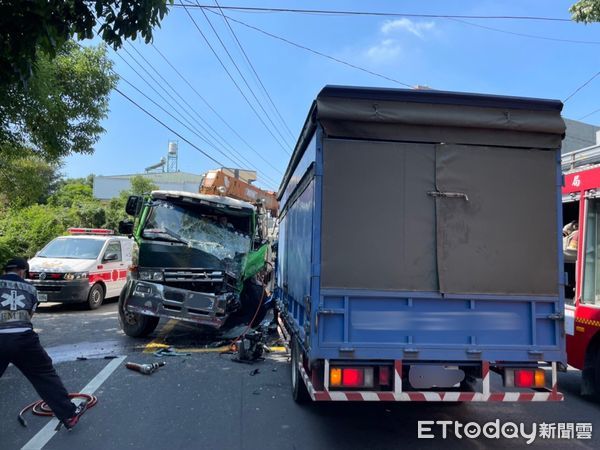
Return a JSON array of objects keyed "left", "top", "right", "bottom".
[{"left": 278, "top": 135, "right": 317, "bottom": 346}]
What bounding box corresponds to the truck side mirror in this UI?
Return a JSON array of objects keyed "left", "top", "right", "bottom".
[
  {"left": 125, "top": 196, "right": 143, "bottom": 216},
  {"left": 118, "top": 220, "right": 134, "bottom": 236}
]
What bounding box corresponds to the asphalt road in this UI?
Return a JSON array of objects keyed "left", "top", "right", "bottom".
[{"left": 1, "top": 301, "right": 599, "bottom": 450}]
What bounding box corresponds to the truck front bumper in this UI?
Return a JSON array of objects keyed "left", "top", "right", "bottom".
[{"left": 123, "top": 280, "right": 234, "bottom": 329}]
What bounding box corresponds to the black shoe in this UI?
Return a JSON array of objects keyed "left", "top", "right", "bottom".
[{"left": 62, "top": 401, "right": 88, "bottom": 430}]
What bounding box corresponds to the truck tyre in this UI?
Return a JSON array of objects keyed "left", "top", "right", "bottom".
[
  {"left": 118, "top": 293, "right": 159, "bottom": 337},
  {"left": 87, "top": 284, "right": 105, "bottom": 310},
  {"left": 291, "top": 340, "right": 311, "bottom": 403}
]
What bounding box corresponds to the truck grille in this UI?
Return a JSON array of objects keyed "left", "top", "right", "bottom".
[{"left": 163, "top": 269, "right": 224, "bottom": 283}]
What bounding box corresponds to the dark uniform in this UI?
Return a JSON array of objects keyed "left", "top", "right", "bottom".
[{"left": 0, "top": 258, "right": 77, "bottom": 423}]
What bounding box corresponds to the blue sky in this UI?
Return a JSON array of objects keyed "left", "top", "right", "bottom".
[{"left": 64, "top": 0, "right": 600, "bottom": 190}]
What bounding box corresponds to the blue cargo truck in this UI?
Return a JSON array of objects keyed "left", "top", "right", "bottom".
[{"left": 276, "top": 86, "right": 567, "bottom": 403}]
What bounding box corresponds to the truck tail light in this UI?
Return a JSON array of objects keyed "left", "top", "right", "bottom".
[
  {"left": 329, "top": 367, "right": 374, "bottom": 388},
  {"left": 505, "top": 369, "right": 545, "bottom": 388},
  {"left": 378, "top": 366, "right": 390, "bottom": 386},
  {"left": 330, "top": 368, "right": 342, "bottom": 386},
  {"left": 343, "top": 368, "right": 363, "bottom": 387}
]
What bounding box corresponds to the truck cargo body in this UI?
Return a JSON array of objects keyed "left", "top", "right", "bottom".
[{"left": 277, "top": 86, "right": 567, "bottom": 402}]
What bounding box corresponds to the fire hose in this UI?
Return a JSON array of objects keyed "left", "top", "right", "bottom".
[{"left": 18, "top": 393, "right": 97, "bottom": 427}]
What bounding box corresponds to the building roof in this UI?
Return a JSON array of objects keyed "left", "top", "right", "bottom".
[
  {"left": 563, "top": 118, "right": 600, "bottom": 154},
  {"left": 95, "top": 172, "right": 204, "bottom": 183}
]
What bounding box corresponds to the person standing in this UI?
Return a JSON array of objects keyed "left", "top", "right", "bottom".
[{"left": 0, "top": 257, "right": 86, "bottom": 429}]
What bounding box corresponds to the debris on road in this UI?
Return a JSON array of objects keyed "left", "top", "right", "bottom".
[
  {"left": 249, "top": 369, "right": 260, "bottom": 376},
  {"left": 125, "top": 361, "right": 166, "bottom": 375},
  {"left": 153, "top": 347, "right": 191, "bottom": 357}
]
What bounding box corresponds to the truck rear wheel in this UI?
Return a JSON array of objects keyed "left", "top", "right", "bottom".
[
  {"left": 118, "top": 293, "right": 159, "bottom": 337},
  {"left": 291, "top": 340, "right": 311, "bottom": 403}
]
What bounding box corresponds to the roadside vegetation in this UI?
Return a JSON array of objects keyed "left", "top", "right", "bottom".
[{"left": 0, "top": 174, "right": 157, "bottom": 268}]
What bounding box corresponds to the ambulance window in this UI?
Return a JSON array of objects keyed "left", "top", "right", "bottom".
[
  {"left": 582, "top": 198, "right": 600, "bottom": 306},
  {"left": 104, "top": 241, "right": 122, "bottom": 262}
]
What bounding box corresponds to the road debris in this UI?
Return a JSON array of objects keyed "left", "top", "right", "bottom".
[
  {"left": 153, "top": 347, "right": 191, "bottom": 357},
  {"left": 125, "top": 361, "right": 166, "bottom": 375}
]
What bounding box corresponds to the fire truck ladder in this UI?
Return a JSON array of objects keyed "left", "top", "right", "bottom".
[{"left": 562, "top": 144, "right": 600, "bottom": 172}]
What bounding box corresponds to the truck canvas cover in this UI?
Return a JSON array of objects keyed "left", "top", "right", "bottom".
[{"left": 312, "top": 86, "right": 565, "bottom": 296}]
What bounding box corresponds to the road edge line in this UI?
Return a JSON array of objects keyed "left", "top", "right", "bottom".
[{"left": 21, "top": 356, "right": 126, "bottom": 450}]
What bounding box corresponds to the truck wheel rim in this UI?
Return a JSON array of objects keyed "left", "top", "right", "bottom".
[{"left": 123, "top": 309, "right": 137, "bottom": 325}]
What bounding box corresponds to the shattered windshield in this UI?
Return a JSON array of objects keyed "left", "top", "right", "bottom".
[{"left": 142, "top": 200, "right": 252, "bottom": 276}]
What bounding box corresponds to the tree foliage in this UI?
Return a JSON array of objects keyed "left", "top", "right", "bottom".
[
  {"left": 130, "top": 175, "right": 159, "bottom": 195},
  {"left": 570, "top": 0, "right": 600, "bottom": 22},
  {"left": 0, "top": 176, "right": 147, "bottom": 267},
  {"left": 0, "top": 0, "right": 172, "bottom": 85},
  {"left": 0, "top": 153, "right": 62, "bottom": 208},
  {"left": 0, "top": 42, "right": 118, "bottom": 162}
]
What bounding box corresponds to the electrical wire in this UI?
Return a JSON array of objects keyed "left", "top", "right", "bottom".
[
  {"left": 580, "top": 107, "right": 600, "bottom": 121},
  {"left": 449, "top": 18, "right": 600, "bottom": 45},
  {"left": 199, "top": 1, "right": 294, "bottom": 148},
  {"left": 564, "top": 70, "right": 600, "bottom": 103},
  {"left": 216, "top": 12, "right": 413, "bottom": 88},
  {"left": 114, "top": 50, "right": 279, "bottom": 189},
  {"left": 213, "top": 0, "right": 296, "bottom": 141},
  {"left": 182, "top": 3, "right": 292, "bottom": 155},
  {"left": 125, "top": 43, "right": 280, "bottom": 187},
  {"left": 173, "top": 3, "right": 573, "bottom": 22},
  {"left": 150, "top": 43, "right": 285, "bottom": 175},
  {"left": 114, "top": 86, "right": 227, "bottom": 167}
]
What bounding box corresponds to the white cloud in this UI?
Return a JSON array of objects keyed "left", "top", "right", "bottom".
[
  {"left": 365, "top": 39, "right": 402, "bottom": 63},
  {"left": 381, "top": 18, "right": 435, "bottom": 39}
]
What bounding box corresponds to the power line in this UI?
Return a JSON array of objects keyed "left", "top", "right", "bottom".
[
  {"left": 117, "top": 74, "right": 277, "bottom": 188},
  {"left": 125, "top": 42, "right": 271, "bottom": 181},
  {"left": 450, "top": 18, "right": 600, "bottom": 45},
  {"left": 579, "top": 107, "right": 600, "bottom": 121},
  {"left": 182, "top": 3, "right": 292, "bottom": 155},
  {"left": 114, "top": 87, "right": 226, "bottom": 167},
  {"left": 197, "top": 2, "right": 294, "bottom": 149},
  {"left": 213, "top": 0, "right": 296, "bottom": 141},
  {"left": 564, "top": 70, "right": 600, "bottom": 103},
  {"left": 116, "top": 49, "right": 233, "bottom": 160},
  {"left": 114, "top": 49, "right": 279, "bottom": 187},
  {"left": 172, "top": 3, "right": 572, "bottom": 22},
  {"left": 150, "top": 43, "right": 285, "bottom": 175},
  {"left": 216, "top": 13, "right": 413, "bottom": 88}
]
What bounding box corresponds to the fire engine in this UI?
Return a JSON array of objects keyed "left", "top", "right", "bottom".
[{"left": 562, "top": 141, "right": 600, "bottom": 398}]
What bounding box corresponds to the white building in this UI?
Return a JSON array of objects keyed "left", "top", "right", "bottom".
[{"left": 93, "top": 172, "right": 204, "bottom": 200}]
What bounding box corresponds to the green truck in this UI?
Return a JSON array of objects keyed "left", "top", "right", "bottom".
[{"left": 117, "top": 190, "right": 271, "bottom": 337}]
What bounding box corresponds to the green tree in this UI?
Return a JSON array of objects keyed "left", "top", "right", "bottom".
[
  {"left": 0, "top": 153, "right": 62, "bottom": 208},
  {"left": 1, "top": 42, "right": 118, "bottom": 162},
  {"left": 0, "top": 0, "right": 173, "bottom": 85},
  {"left": 570, "top": 0, "right": 600, "bottom": 22},
  {"left": 130, "top": 175, "right": 159, "bottom": 195},
  {"left": 0, "top": 204, "right": 69, "bottom": 266},
  {"left": 49, "top": 180, "right": 94, "bottom": 208}
]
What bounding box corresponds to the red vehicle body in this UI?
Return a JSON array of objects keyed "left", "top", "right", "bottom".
[{"left": 562, "top": 148, "right": 600, "bottom": 397}]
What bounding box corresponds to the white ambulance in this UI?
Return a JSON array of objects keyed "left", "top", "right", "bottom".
[{"left": 28, "top": 228, "right": 134, "bottom": 309}]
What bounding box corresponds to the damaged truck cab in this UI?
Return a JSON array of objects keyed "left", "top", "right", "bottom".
[{"left": 118, "top": 190, "right": 269, "bottom": 337}]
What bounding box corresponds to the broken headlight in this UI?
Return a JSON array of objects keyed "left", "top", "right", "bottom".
[{"left": 138, "top": 269, "right": 164, "bottom": 281}]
